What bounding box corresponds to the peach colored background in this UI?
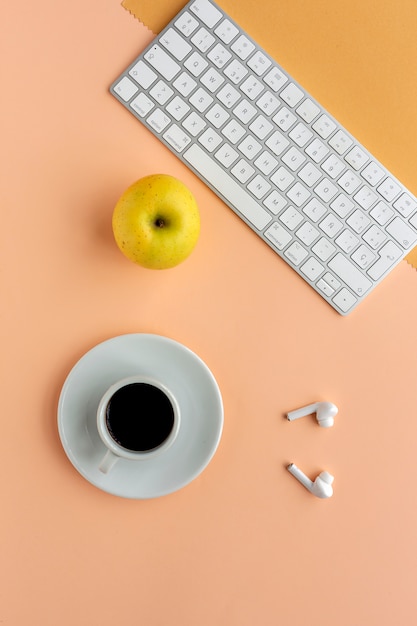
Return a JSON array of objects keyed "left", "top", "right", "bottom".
[{"left": 2, "top": 0, "right": 417, "bottom": 624}]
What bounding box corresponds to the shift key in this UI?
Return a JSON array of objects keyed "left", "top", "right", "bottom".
[{"left": 328, "top": 253, "right": 372, "bottom": 295}]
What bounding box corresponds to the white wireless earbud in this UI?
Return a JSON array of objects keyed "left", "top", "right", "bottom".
[
  {"left": 287, "top": 401, "right": 338, "bottom": 428},
  {"left": 287, "top": 463, "right": 334, "bottom": 498}
]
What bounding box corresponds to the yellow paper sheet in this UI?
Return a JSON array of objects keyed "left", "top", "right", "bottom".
[{"left": 121, "top": 0, "right": 417, "bottom": 270}]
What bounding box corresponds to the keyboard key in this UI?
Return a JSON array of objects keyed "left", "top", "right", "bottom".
[
  {"left": 238, "top": 135, "right": 262, "bottom": 159},
  {"left": 284, "top": 241, "right": 309, "bottom": 265},
  {"left": 328, "top": 253, "right": 372, "bottom": 295},
  {"left": 191, "top": 27, "right": 216, "bottom": 52},
  {"left": 328, "top": 129, "right": 353, "bottom": 154},
  {"left": 129, "top": 60, "right": 157, "bottom": 89},
  {"left": 279, "top": 83, "right": 304, "bottom": 107},
  {"left": 264, "top": 67, "right": 287, "bottom": 92},
  {"left": 189, "top": 0, "right": 222, "bottom": 28},
  {"left": 160, "top": 28, "right": 192, "bottom": 60},
  {"left": 249, "top": 115, "right": 274, "bottom": 140},
  {"left": 166, "top": 96, "right": 190, "bottom": 120},
  {"left": 130, "top": 92, "right": 154, "bottom": 117},
  {"left": 312, "top": 237, "right": 336, "bottom": 261},
  {"left": 174, "top": 11, "right": 199, "bottom": 37},
  {"left": 337, "top": 170, "right": 361, "bottom": 194},
  {"left": 247, "top": 174, "right": 271, "bottom": 199},
  {"left": 282, "top": 146, "right": 306, "bottom": 171},
  {"left": 296, "top": 222, "right": 320, "bottom": 246},
  {"left": 218, "top": 84, "right": 241, "bottom": 108},
  {"left": 319, "top": 214, "right": 343, "bottom": 237},
  {"left": 240, "top": 76, "right": 264, "bottom": 100},
  {"left": 296, "top": 98, "right": 320, "bottom": 123},
  {"left": 265, "top": 222, "right": 292, "bottom": 249},
  {"left": 231, "top": 158, "right": 255, "bottom": 183},
  {"left": 231, "top": 35, "right": 255, "bottom": 60},
  {"left": 144, "top": 45, "right": 181, "bottom": 81},
  {"left": 322, "top": 272, "right": 341, "bottom": 291},
  {"left": 362, "top": 224, "right": 386, "bottom": 249},
  {"left": 214, "top": 143, "right": 239, "bottom": 167},
  {"left": 113, "top": 77, "right": 138, "bottom": 101},
  {"left": 317, "top": 277, "right": 336, "bottom": 297},
  {"left": 207, "top": 43, "right": 232, "bottom": 68},
  {"left": 256, "top": 91, "right": 280, "bottom": 116},
  {"left": 370, "top": 201, "right": 393, "bottom": 225},
  {"left": 312, "top": 114, "right": 336, "bottom": 139},
  {"left": 271, "top": 167, "right": 294, "bottom": 191},
  {"left": 224, "top": 59, "right": 248, "bottom": 84},
  {"left": 393, "top": 193, "right": 417, "bottom": 218},
  {"left": 367, "top": 241, "right": 402, "bottom": 280},
  {"left": 163, "top": 124, "right": 192, "bottom": 152},
  {"left": 273, "top": 107, "right": 297, "bottom": 132},
  {"left": 182, "top": 111, "right": 206, "bottom": 136},
  {"left": 205, "top": 103, "right": 230, "bottom": 128},
  {"left": 385, "top": 216, "right": 417, "bottom": 249},
  {"left": 146, "top": 108, "right": 171, "bottom": 133},
  {"left": 298, "top": 162, "right": 322, "bottom": 187},
  {"left": 303, "top": 198, "right": 327, "bottom": 222},
  {"left": 279, "top": 207, "right": 303, "bottom": 230},
  {"left": 221, "top": 119, "right": 246, "bottom": 144},
  {"left": 200, "top": 67, "right": 224, "bottom": 92},
  {"left": 247, "top": 51, "right": 272, "bottom": 76},
  {"left": 351, "top": 244, "right": 376, "bottom": 269},
  {"left": 265, "top": 131, "right": 290, "bottom": 156},
  {"left": 184, "top": 144, "right": 272, "bottom": 230},
  {"left": 377, "top": 177, "right": 402, "bottom": 202},
  {"left": 289, "top": 123, "right": 313, "bottom": 147},
  {"left": 330, "top": 194, "right": 355, "bottom": 218},
  {"left": 233, "top": 98, "right": 257, "bottom": 122},
  {"left": 263, "top": 190, "right": 287, "bottom": 215},
  {"left": 344, "top": 146, "right": 369, "bottom": 170},
  {"left": 184, "top": 51, "right": 208, "bottom": 76},
  {"left": 287, "top": 182, "right": 310, "bottom": 207},
  {"left": 314, "top": 178, "right": 338, "bottom": 202},
  {"left": 149, "top": 80, "right": 174, "bottom": 105},
  {"left": 346, "top": 209, "right": 370, "bottom": 234},
  {"left": 361, "top": 161, "right": 385, "bottom": 186},
  {"left": 321, "top": 154, "right": 345, "bottom": 179},
  {"left": 332, "top": 288, "right": 357, "bottom": 313},
  {"left": 334, "top": 229, "right": 359, "bottom": 253},
  {"left": 353, "top": 186, "right": 378, "bottom": 210},
  {"left": 214, "top": 19, "right": 239, "bottom": 43},
  {"left": 305, "top": 138, "right": 329, "bottom": 163},
  {"left": 173, "top": 71, "right": 197, "bottom": 96},
  {"left": 189, "top": 87, "right": 213, "bottom": 112},
  {"left": 300, "top": 257, "right": 325, "bottom": 281},
  {"left": 198, "top": 127, "right": 222, "bottom": 151}
]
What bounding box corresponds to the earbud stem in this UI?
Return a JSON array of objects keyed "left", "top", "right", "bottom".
[
  {"left": 287, "top": 463, "right": 313, "bottom": 490},
  {"left": 287, "top": 403, "right": 318, "bottom": 421}
]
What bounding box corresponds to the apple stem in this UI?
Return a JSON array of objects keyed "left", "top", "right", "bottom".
[{"left": 155, "top": 218, "right": 165, "bottom": 228}]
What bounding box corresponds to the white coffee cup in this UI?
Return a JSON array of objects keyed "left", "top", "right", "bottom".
[{"left": 96, "top": 375, "right": 180, "bottom": 474}]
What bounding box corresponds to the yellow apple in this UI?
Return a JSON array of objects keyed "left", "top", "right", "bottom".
[{"left": 112, "top": 174, "right": 200, "bottom": 269}]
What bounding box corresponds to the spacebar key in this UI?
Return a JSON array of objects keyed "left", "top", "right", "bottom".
[{"left": 183, "top": 144, "right": 272, "bottom": 231}]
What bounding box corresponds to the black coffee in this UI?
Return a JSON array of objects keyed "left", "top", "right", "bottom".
[{"left": 105, "top": 383, "right": 175, "bottom": 452}]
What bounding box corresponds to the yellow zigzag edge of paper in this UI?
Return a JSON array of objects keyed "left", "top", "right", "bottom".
[
  {"left": 406, "top": 248, "right": 417, "bottom": 270},
  {"left": 121, "top": 0, "right": 186, "bottom": 34}
]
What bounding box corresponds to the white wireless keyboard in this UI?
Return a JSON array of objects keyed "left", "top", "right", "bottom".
[{"left": 110, "top": 0, "right": 417, "bottom": 315}]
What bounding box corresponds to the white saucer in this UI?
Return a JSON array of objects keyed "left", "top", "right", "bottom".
[{"left": 57, "top": 334, "right": 224, "bottom": 499}]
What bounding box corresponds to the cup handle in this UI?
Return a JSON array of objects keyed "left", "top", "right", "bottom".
[{"left": 98, "top": 449, "right": 119, "bottom": 474}]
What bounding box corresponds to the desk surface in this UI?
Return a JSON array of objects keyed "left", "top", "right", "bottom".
[{"left": 2, "top": 1, "right": 417, "bottom": 624}]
